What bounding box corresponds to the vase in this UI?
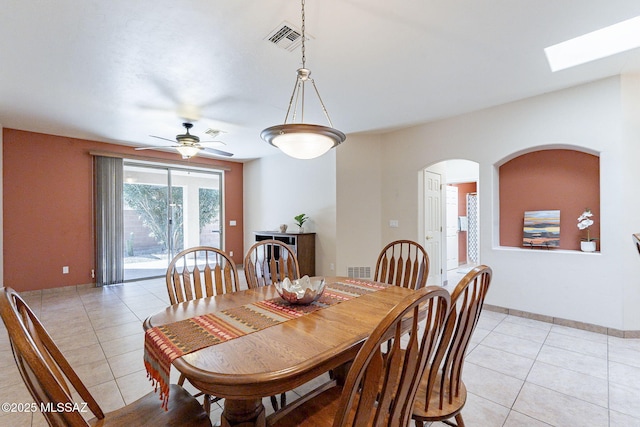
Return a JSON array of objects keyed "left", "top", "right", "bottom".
[
  {"left": 298, "top": 226, "right": 304, "bottom": 233},
  {"left": 580, "top": 241, "right": 596, "bottom": 252}
]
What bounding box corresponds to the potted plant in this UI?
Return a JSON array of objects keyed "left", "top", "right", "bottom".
[
  {"left": 294, "top": 214, "right": 309, "bottom": 233},
  {"left": 577, "top": 209, "right": 597, "bottom": 252}
]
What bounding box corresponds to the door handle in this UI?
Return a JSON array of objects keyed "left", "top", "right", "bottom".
[{"left": 425, "top": 236, "right": 433, "bottom": 240}]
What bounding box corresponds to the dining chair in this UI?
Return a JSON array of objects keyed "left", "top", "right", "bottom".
[
  {"left": 243, "top": 239, "right": 300, "bottom": 411},
  {"left": 166, "top": 245, "right": 240, "bottom": 305},
  {"left": 412, "top": 265, "right": 493, "bottom": 427},
  {"left": 0, "top": 286, "right": 212, "bottom": 427},
  {"left": 243, "top": 239, "right": 300, "bottom": 289},
  {"left": 165, "top": 245, "right": 239, "bottom": 412},
  {"left": 268, "top": 285, "right": 451, "bottom": 427},
  {"left": 374, "top": 240, "right": 430, "bottom": 290}
]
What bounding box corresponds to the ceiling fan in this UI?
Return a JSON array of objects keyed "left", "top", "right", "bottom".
[{"left": 136, "top": 122, "right": 233, "bottom": 158}]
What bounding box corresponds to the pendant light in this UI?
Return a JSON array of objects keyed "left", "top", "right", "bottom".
[{"left": 261, "top": 0, "right": 346, "bottom": 159}]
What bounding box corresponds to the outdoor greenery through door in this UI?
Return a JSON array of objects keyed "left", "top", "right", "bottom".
[{"left": 123, "top": 163, "right": 223, "bottom": 281}]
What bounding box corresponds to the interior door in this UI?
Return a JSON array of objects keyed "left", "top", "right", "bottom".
[
  {"left": 423, "top": 170, "right": 442, "bottom": 283},
  {"left": 446, "top": 185, "right": 459, "bottom": 270}
]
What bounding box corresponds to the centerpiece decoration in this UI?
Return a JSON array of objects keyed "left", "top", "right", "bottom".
[
  {"left": 275, "top": 275, "right": 325, "bottom": 305},
  {"left": 577, "top": 208, "right": 597, "bottom": 252}
]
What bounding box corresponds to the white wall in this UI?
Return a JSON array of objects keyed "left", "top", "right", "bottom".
[
  {"left": 620, "top": 73, "right": 640, "bottom": 329},
  {"left": 0, "top": 124, "right": 3, "bottom": 283},
  {"left": 243, "top": 150, "right": 337, "bottom": 276},
  {"left": 373, "top": 75, "right": 640, "bottom": 330},
  {"left": 335, "top": 133, "right": 383, "bottom": 276},
  {"left": 445, "top": 159, "right": 479, "bottom": 184}
]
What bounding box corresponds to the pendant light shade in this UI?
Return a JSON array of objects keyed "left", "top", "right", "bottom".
[
  {"left": 261, "top": 123, "right": 345, "bottom": 160},
  {"left": 261, "top": 0, "right": 345, "bottom": 159}
]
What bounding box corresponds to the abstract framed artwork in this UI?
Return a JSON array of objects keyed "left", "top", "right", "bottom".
[{"left": 523, "top": 210, "right": 560, "bottom": 248}]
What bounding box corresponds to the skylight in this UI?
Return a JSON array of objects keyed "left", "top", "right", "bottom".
[{"left": 545, "top": 15, "right": 640, "bottom": 72}]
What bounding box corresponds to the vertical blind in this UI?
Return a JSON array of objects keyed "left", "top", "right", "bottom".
[{"left": 95, "top": 156, "right": 124, "bottom": 285}]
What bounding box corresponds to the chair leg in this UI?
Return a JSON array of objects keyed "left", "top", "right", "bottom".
[
  {"left": 203, "top": 394, "right": 211, "bottom": 414},
  {"left": 414, "top": 421, "right": 424, "bottom": 427},
  {"left": 270, "top": 395, "right": 279, "bottom": 411},
  {"left": 280, "top": 392, "right": 286, "bottom": 408},
  {"left": 442, "top": 413, "right": 465, "bottom": 427}
]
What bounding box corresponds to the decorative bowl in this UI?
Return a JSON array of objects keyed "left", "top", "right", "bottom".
[{"left": 275, "top": 276, "right": 325, "bottom": 304}]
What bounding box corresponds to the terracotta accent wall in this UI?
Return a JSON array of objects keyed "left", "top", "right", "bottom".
[
  {"left": 499, "top": 149, "right": 599, "bottom": 251},
  {"left": 3, "top": 128, "right": 243, "bottom": 291},
  {"left": 450, "top": 182, "right": 477, "bottom": 264}
]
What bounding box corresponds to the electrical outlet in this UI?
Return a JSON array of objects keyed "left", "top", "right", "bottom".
[
  {"left": 389, "top": 220, "right": 399, "bottom": 228},
  {"left": 229, "top": 251, "right": 234, "bottom": 257},
  {"left": 62, "top": 266, "right": 69, "bottom": 274}
]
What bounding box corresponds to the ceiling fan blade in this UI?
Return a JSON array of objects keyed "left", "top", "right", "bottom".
[
  {"left": 198, "top": 140, "right": 226, "bottom": 146},
  {"left": 150, "top": 135, "right": 177, "bottom": 143},
  {"left": 202, "top": 147, "right": 234, "bottom": 157},
  {"left": 135, "top": 145, "right": 179, "bottom": 150},
  {"left": 135, "top": 145, "right": 178, "bottom": 151}
]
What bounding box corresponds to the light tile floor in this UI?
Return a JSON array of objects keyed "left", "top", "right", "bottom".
[{"left": 1, "top": 277, "right": 640, "bottom": 427}]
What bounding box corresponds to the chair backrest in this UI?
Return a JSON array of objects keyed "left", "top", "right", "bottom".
[
  {"left": 0, "top": 287, "right": 103, "bottom": 427},
  {"left": 243, "top": 239, "right": 300, "bottom": 289},
  {"left": 420, "top": 265, "right": 492, "bottom": 414},
  {"left": 374, "top": 240, "right": 430, "bottom": 290},
  {"left": 332, "top": 286, "right": 451, "bottom": 427},
  {"left": 166, "top": 246, "right": 240, "bottom": 304}
]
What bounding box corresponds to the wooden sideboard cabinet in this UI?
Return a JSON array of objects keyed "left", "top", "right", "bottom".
[{"left": 253, "top": 231, "right": 316, "bottom": 277}]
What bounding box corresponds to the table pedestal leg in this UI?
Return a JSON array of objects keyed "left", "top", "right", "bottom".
[{"left": 220, "top": 398, "right": 266, "bottom": 427}]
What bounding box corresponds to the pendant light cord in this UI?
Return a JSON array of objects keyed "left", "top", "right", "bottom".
[
  {"left": 279, "top": 0, "right": 336, "bottom": 127},
  {"left": 259, "top": 0, "right": 346, "bottom": 157},
  {"left": 301, "top": 0, "right": 306, "bottom": 69}
]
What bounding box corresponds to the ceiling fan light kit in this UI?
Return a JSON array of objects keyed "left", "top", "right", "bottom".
[
  {"left": 173, "top": 123, "right": 199, "bottom": 159},
  {"left": 175, "top": 144, "right": 200, "bottom": 159},
  {"left": 261, "top": 0, "right": 345, "bottom": 160}
]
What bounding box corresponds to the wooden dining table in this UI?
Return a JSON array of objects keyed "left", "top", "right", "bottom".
[{"left": 143, "top": 276, "right": 416, "bottom": 427}]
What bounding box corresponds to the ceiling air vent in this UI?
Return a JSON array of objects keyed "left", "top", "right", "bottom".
[
  {"left": 265, "top": 21, "right": 311, "bottom": 52},
  {"left": 205, "top": 128, "right": 223, "bottom": 138}
]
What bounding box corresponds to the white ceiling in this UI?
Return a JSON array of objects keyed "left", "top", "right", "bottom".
[{"left": 2, "top": 1, "right": 640, "bottom": 161}]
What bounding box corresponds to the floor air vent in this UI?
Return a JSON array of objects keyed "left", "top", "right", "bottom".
[{"left": 347, "top": 267, "right": 371, "bottom": 279}]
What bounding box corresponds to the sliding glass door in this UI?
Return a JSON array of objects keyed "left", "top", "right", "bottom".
[{"left": 122, "top": 163, "right": 222, "bottom": 281}]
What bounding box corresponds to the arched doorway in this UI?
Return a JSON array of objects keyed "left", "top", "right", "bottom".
[{"left": 422, "top": 159, "right": 479, "bottom": 286}]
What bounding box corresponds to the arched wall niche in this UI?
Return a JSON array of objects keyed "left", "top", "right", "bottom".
[
  {"left": 496, "top": 143, "right": 600, "bottom": 167},
  {"left": 498, "top": 146, "right": 600, "bottom": 251}
]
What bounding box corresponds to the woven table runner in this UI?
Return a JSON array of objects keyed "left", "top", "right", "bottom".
[{"left": 144, "top": 279, "right": 388, "bottom": 409}]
